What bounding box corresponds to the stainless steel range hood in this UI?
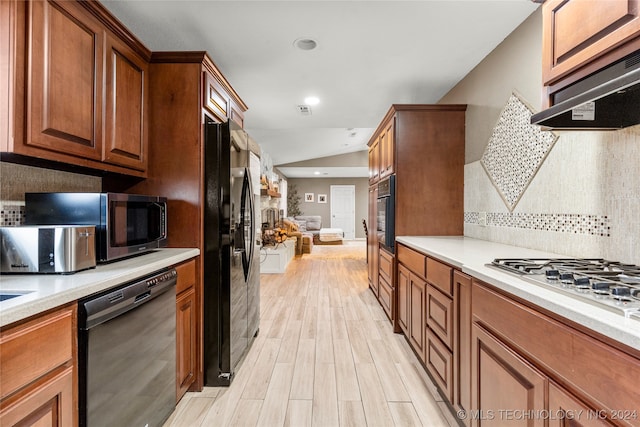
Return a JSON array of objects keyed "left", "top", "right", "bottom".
[{"left": 531, "top": 50, "right": 640, "bottom": 130}]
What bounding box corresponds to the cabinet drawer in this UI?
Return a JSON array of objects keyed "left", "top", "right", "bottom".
[
  {"left": 379, "top": 249, "right": 394, "bottom": 285},
  {"left": 426, "top": 257, "right": 452, "bottom": 296},
  {"left": 378, "top": 275, "right": 393, "bottom": 320},
  {"left": 0, "top": 306, "right": 74, "bottom": 399},
  {"left": 426, "top": 330, "right": 453, "bottom": 403},
  {"left": 175, "top": 258, "right": 196, "bottom": 294},
  {"left": 397, "top": 245, "right": 425, "bottom": 278},
  {"left": 426, "top": 285, "right": 453, "bottom": 350}
]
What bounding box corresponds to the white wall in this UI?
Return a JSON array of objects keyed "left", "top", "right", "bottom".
[
  {"left": 287, "top": 177, "right": 368, "bottom": 239},
  {"left": 439, "top": 7, "right": 640, "bottom": 264}
]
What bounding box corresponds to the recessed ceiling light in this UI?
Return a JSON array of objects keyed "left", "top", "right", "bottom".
[
  {"left": 294, "top": 38, "right": 317, "bottom": 51},
  {"left": 314, "top": 171, "right": 321, "bottom": 175},
  {"left": 304, "top": 96, "right": 320, "bottom": 106}
]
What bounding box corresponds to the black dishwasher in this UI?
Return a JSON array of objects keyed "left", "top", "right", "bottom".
[{"left": 78, "top": 268, "right": 177, "bottom": 427}]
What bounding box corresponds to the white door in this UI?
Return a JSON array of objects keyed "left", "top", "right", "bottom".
[{"left": 330, "top": 185, "right": 355, "bottom": 240}]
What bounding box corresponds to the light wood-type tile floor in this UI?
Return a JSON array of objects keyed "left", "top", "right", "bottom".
[{"left": 164, "top": 240, "right": 459, "bottom": 427}]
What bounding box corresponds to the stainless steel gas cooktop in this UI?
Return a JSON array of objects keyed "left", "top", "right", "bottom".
[{"left": 489, "top": 258, "right": 640, "bottom": 319}]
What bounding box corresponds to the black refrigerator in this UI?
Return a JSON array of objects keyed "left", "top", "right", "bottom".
[{"left": 203, "top": 117, "right": 261, "bottom": 386}]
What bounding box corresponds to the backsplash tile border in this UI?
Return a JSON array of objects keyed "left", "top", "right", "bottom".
[
  {"left": 464, "top": 211, "right": 610, "bottom": 237},
  {"left": 0, "top": 201, "right": 25, "bottom": 227}
]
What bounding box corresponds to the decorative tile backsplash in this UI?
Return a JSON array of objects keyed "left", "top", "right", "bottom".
[
  {"left": 464, "top": 211, "right": 610, "bottom": 237},
  {"left": 480, "top": 92, "right": 558, "bottom": 211}
]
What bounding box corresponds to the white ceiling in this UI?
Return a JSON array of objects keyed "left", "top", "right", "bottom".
[{"left": 102, "top": 0, "right": 539, "bottom": 177}]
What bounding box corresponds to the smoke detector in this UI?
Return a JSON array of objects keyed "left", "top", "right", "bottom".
[
  {"left": 294, "top": 38, "right": 318, "bottom": 51},
  {"left": 297, "top": 105, "right": 312, "bottom": 116}
]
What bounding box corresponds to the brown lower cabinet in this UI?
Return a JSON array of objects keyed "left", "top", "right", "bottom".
[
  {"left": 393, "top": 244, "right": 640, "bottom": 427},
  {"left": 0, "top": 304, "right": 77, "bottom": 427},
  {"left": 472, "top": 280, "right": 640, "bottom": 427},
  {"left": 471, "top": 323, "right": 547, "bottom": 427},
  {"left": 378, "top": 248, "right": 395, "bottom": 320},
  {"left": 176, "top": 259, "right": 197, "bottom": 402}
]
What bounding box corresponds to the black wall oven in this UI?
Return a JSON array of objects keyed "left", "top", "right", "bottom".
[{"left": 377, "top": 175, "right": 395, "bottom": 253}]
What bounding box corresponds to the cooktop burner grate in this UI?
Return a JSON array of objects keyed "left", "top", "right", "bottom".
[{"left": 489, "top": 258, "right": 640, "bottom": 319}]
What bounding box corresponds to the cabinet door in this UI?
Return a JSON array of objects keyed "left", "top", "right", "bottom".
[
  {"left": 103, "top": 34, "right": 147, "bottom": 171},
  {"left": 368, "top": 185, "right": 379, "bottom": 296},
  {"left": 368, "top": 139, "right": 380, "bottom": 184},
  {"left": 378, "top": 275, "right": 393, "bottom": 320},
  {"left": 27, "top": 0, "right": 103, "bottom": 159},
  {"left": 454, "top": 271, "right": 472, "bottom": 426},
  {"left": 176, "top": 287, "right": 196, "bottom": 401},
  {"left": 409, "top": 273, "right": 426, "bottom": 362},
  {"left": 175, "top": 259, "right": 197, "bottom": 401},
  {"left": 549, "top": 382, "right": 614, "bottom": 427},
  {"left": 426, "top": 329, "right": 453, "bottom": 403},
  {"left": 0, "top": 366, "right": 74, "bottom": 427},
  {"left": 204, "top": 71, "right": 229, "bottom": 123},
  {"left": 426, "top": 285, "right": 453, "bottom": 349},
  {"left": 471, "top": 324, "right": 546, "bottom": 427},
  {"left": 380, "top": 120, "right": 394, "bottom": 178},
  {"left": 397, "top": 263, "right": 410, "bottom": 335},
  {"left": 543, "top": 0, "right": 640, "bottom": 85},
  {"left": 379, "top": 248, "right": 394, "bottom": 286}
]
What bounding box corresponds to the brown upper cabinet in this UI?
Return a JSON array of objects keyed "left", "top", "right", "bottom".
[
  {"left": 368, "top": 117, "right": 394, "bottom": 185},
  {"left": 368, "top": 138, "right": 380, "bottom": 184},
  {"left": 541, "top": 0, "right": 640, "bottom": 106},
  {"left": 204, "top": 58, "right": 246, "bottom": 126},
  {"left": 1, "top": 0, "right": 150, "bottom": 177}
]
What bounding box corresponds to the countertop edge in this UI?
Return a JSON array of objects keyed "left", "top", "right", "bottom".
[{"left": 0, "top": 248, "right": 199, "bottom": 328}]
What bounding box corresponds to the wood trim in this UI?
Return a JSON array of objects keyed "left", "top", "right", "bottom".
[
  {"left": 367, "top": 104, "right": 467, "bottom": 147},
  {"left": 78, "top": 0, "right": 151, "bottom": 61},
  {"left": 150, "top": 51, "right": 209, "bottom": 64}
]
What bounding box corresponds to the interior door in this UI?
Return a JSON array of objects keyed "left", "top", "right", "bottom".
[{"left": 330, "top": 185, "right": 355, "bottom": 239}]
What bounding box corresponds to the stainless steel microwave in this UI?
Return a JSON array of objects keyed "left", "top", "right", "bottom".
[{"left": 25, "top": 193, "right": 167, "bottom": 263}]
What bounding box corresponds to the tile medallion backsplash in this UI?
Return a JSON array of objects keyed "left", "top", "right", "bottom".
[{"left": 480, "top": 92, "right": 558, "bottom": 211}]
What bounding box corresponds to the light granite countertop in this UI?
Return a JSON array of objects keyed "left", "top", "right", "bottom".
[
  {"left": 0, "top": 248, "right": 199, "bottom": 328},
  {"left": 396, "top": 236, "right": 640, "bottom": 352}
]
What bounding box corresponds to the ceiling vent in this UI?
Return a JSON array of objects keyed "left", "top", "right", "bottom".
[{"left": 297, "top": 105, "right": 312, "bottom": 116}]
